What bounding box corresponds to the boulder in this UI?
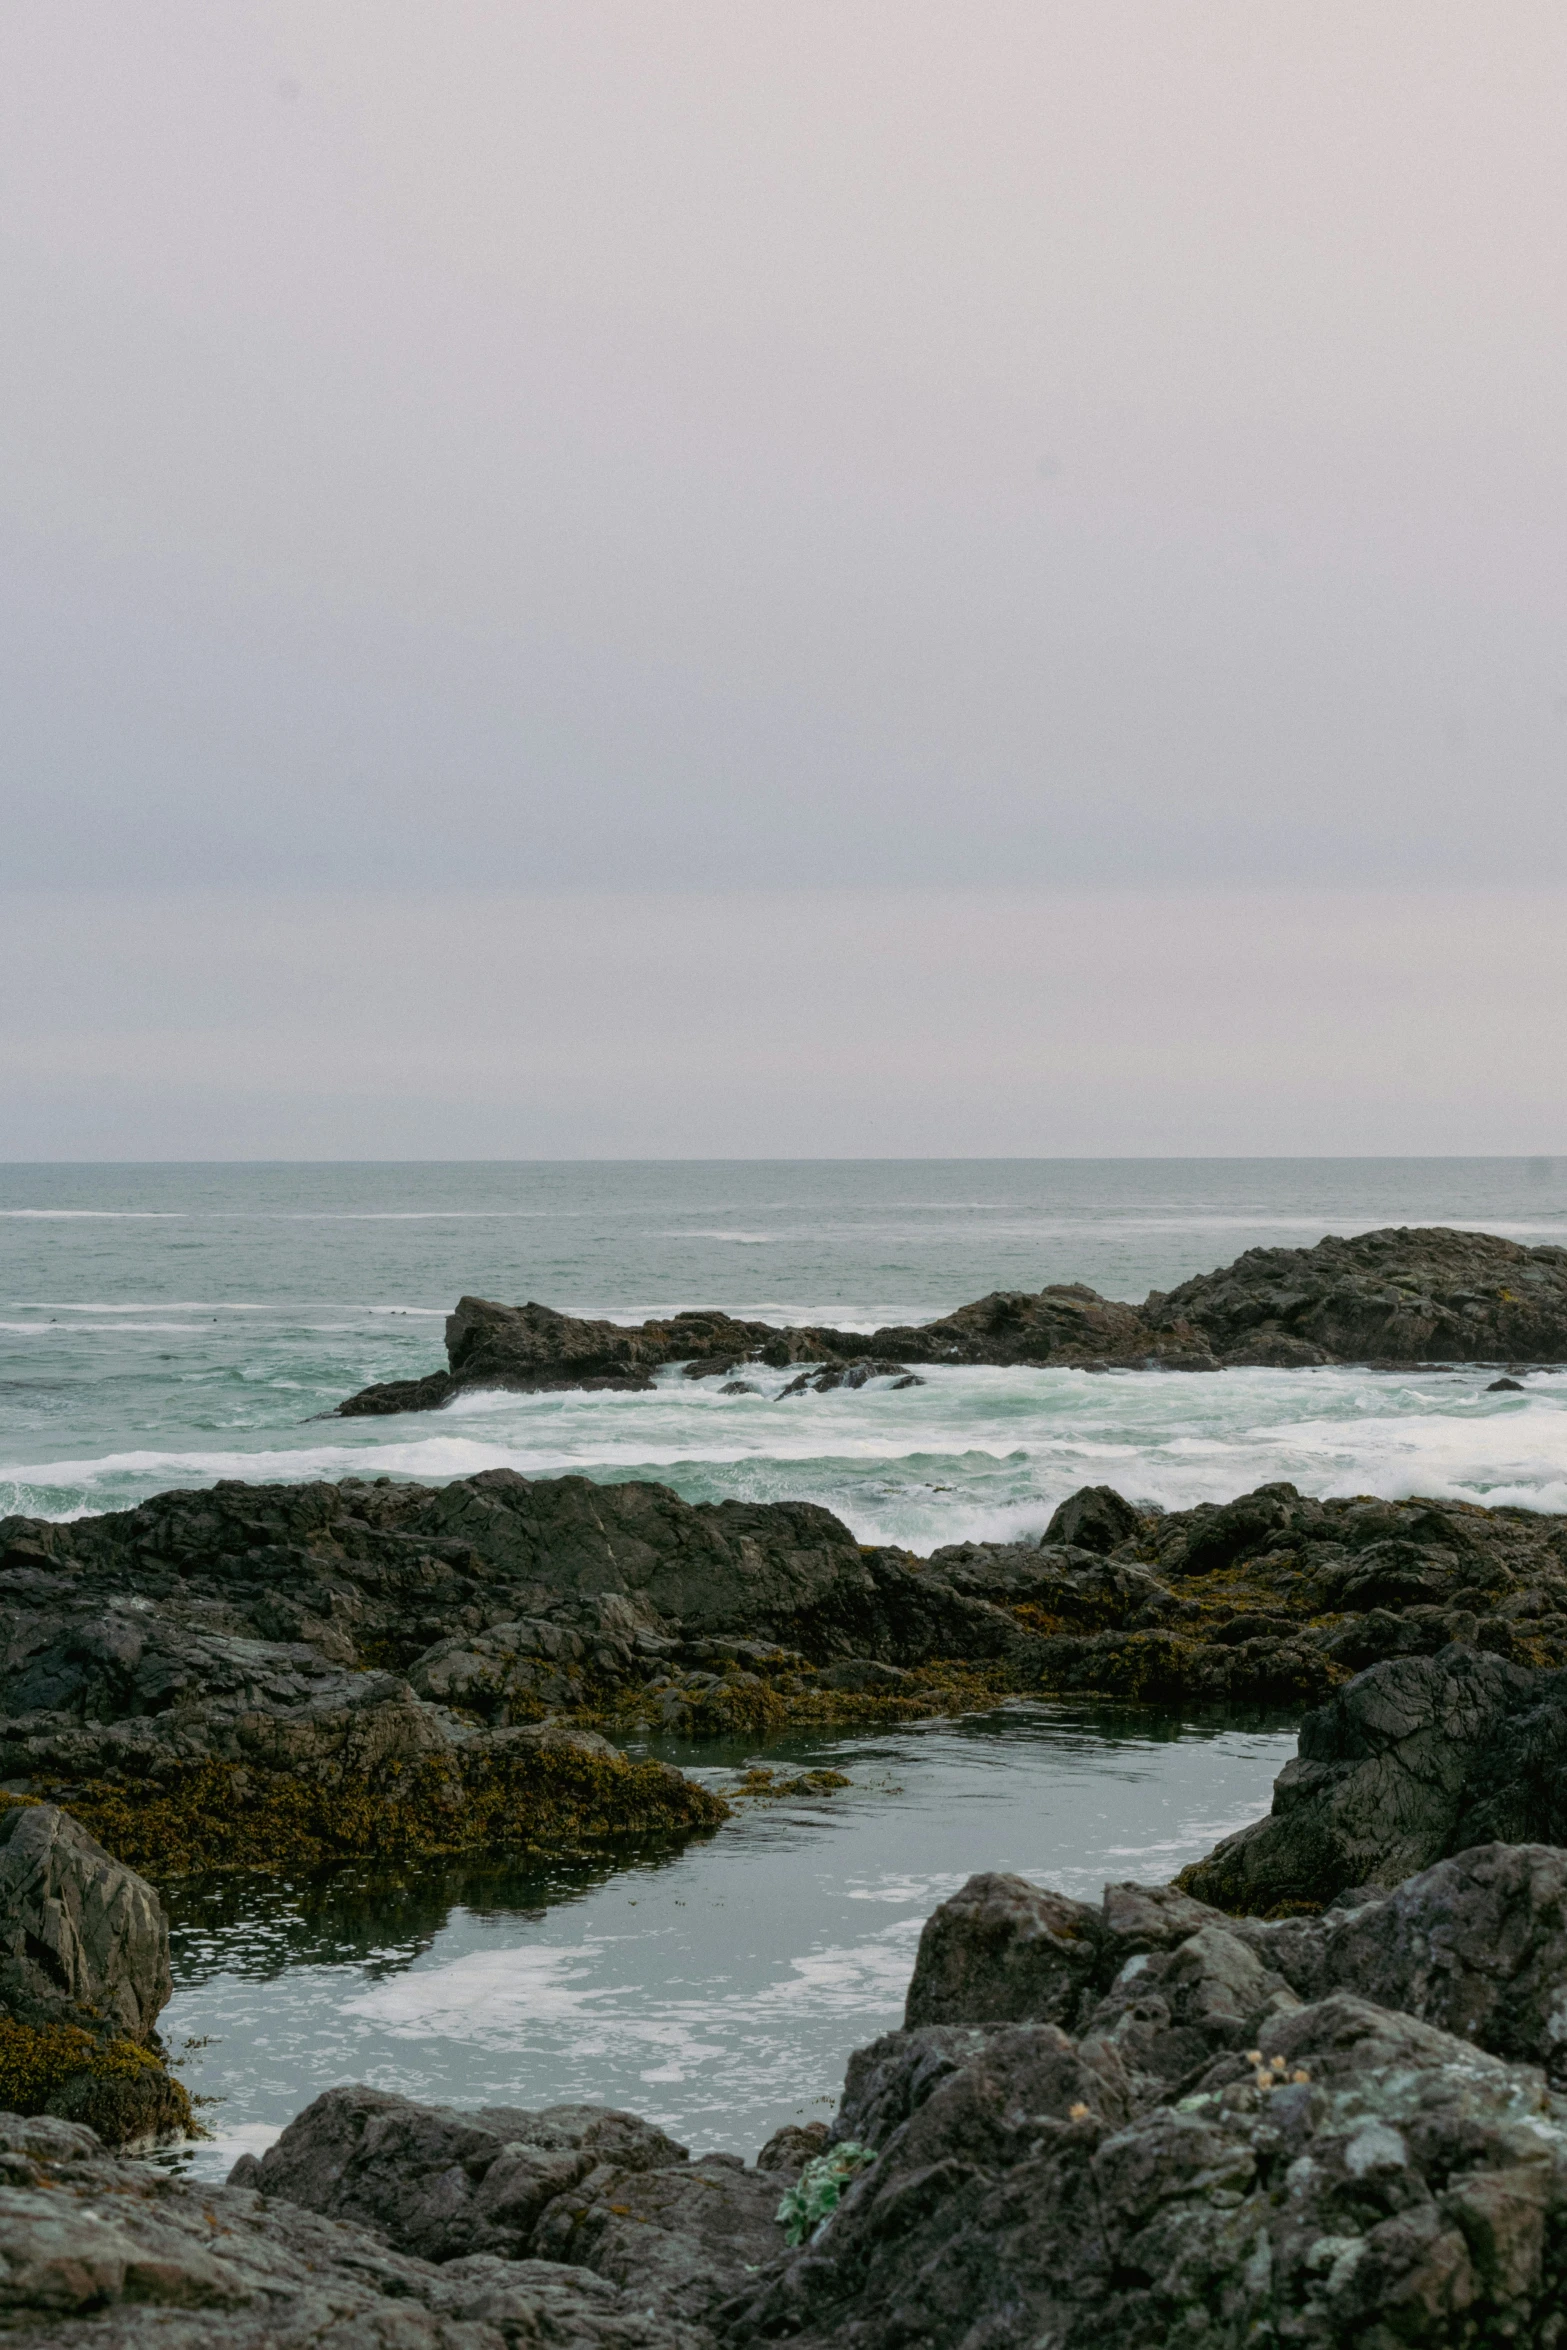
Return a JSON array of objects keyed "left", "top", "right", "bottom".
[
  {"left": 231, "top": 2084, "right": 690, "bottom": 2267},
  {"left": 903, "top": 1872, "right": 1106, "bottom": 2030},
  {"left": 1042, "top": 1485, "right": 1141, "bottom": 1554},
  {"left": 1179, "top": 1649, "right": 1567, "bottom": 1911},
  {"left": 0, "top": 1804, "right": 169, "bottom": 2040},
  {"left": 0, "top": 2108, "right": 707, "bottom": 2347},
  {"left": 233, "top": 2084, "right": 784, "bottom": 2328}
]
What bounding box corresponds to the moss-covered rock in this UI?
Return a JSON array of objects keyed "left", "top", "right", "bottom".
[
  {"left": 0, "top": 2016, "right": 194, "bottom": 2141},
  {"left": 55, "top": 1742, "right": 728, "bottom": 1882}
]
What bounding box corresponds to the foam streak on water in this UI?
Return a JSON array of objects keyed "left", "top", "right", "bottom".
[{"left": 162, "top": 1704, "right": 1297, "bottom": 2179}]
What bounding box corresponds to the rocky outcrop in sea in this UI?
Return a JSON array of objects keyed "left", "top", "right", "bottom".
[{"left": 336, "top": 1225, "right": 1567, "bottom": 1411}]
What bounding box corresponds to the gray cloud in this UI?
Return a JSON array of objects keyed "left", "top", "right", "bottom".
[
  {"left": 3, "top": 2, "right": 1566, "bottom": 903},
  {"left": 3, "top": 887, "right": 1564, "bottom": 1158}
]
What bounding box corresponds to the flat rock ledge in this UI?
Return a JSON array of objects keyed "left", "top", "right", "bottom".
[
  {"left": 6, "top": 1841, "right": 1567, "bottom": 2344},
  {"left": 8, "top": 1471, "right": 1567, "bottom": 1887},
  {"left": 337, "top": 1225, "right": 1567, "bottom": 1412}
]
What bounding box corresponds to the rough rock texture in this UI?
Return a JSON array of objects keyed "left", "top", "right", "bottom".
[
  {"left": 14, "top": 1471, "right": 1567, "bottom": 1831},
  {"left": 724, "top": 1850, "right": 1567, "bottom": 2348},
  {"left": 1228, "top": 1844, "right": 1567, "bottom": 2088},
  {"left": 730, "top": 1993, "right": 1567, "bottom": 2350},
  {"left": 0, "top": 1802, "right": 169, "bottom": 2039},
  {"left": 0, "top": 2109, "right": 710, "bottom": 2346},
  {"left": 903, "top": 1871, "right": 1107, "bottom": 2030},
  {"left": 0, "top": 1804, "right": 187, "bottom": 2145},
  {"left": 904, "top": 1850, "right": 1567, "bottom": 2089},
  {"left": 233, "top": 2085, "right": 786, "bottom": 2332},
  {"left": 234, "top": 2086, "right": 693, "bottom": 2266},
  {"left": 336, "top": 1226, "right": 1567, "bottom": 1413},
  {"left": 1180, "top": 1647, "right": 1567, "bottom": 1910}
]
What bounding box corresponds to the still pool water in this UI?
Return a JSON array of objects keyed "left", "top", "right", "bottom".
[{"left": 162, "top": 1701, "right": 1297, "bottom": 2180}]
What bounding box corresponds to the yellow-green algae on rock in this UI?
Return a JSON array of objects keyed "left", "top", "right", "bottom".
[
  {"left": 0, "top": 2015, "right": 193, "bottom": 2141},
  {"left": 45, "top": 1743, "right": 730, "bottom": 1882}
]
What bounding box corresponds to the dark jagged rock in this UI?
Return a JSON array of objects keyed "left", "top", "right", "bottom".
[
  {"left": 0, "top": 1805, "right": 188, "bottom": 2146},
  {"left": 777, "top": 1359, "right": 918, "bottom": 1396},
  {"left": 1179, "top": 1647, "right": 1567, "bottom": 1911},
  {"left": 0, "top": 1803, "right": 169, "bottom": 2041},
  {"left": 0, "top": 2109, "right": 709, "bottom": 2346},
  {"left": 1150, "top": 1223, "right": 1567, "bottom": 1369},
  {"left": 903, "top": 1872, "right": 1107, "bottom": 2030},
  {"left": 335, "top": 1226, "right": 1567, "bottom": 1414},
  {"left": 723, "top": 1850, "right": 1567, "bottom": 2348},
  {"left": 13, "top": 1473, "right": 1567, "bottom": 1846},
  {"left": 1042, "top": 1483, "right": 1141, "bottom": 1554},
  {"left": 0, "top": 1470, "right": 1029, "bottom": 1874},
  {"left": 730, "top": 1992, "right": 1567, "bottom": 2350},
  {"left": 233, "top": 2084, "right": 692, "bottom": 2267},
  {"left": 237, "top": 2085, "right": 784, "bottom": 2332}
]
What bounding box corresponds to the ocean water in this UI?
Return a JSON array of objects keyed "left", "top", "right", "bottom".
[
  {"left": 5, "top": 1158, "right": 1567, "bottom": 1542},
  {"left": 6, "top": 1159, "right": 1556, "bottom": 2168},
  {"left": 163, "top": 1702, "right": 1297, "bottom": 2179}
]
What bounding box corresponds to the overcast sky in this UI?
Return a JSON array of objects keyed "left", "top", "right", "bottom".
[{"left": 4, "top": 4, "right": 1566, "bottom": 1154}]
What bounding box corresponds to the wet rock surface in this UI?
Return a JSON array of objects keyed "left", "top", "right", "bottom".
[
  {"left": 1181, "top": 1646, "right": 1567, "bottom": 1909},
  {"left": 11, "top": 1469, "right": 1567, "bottom": 1875},
  {"left": 337, "top": 1225, "right": 1567, "bottom": 1413}
]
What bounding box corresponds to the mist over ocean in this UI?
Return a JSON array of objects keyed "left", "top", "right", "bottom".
[{"left": 6, "top": 1157, "right": 1567, "bottom": 1542}]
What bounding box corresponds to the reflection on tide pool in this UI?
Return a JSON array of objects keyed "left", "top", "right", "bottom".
[{"left": 162, "top": 1701, "right": 1298, "bottom": 2179}]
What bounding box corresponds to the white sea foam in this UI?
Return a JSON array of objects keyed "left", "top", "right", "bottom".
[
  {"left": 12, "top": 1301, "right": 271, "bottom": 1312},
  {"left": 10, "top": 1362, "right": 1566, "bottom": 1544}
]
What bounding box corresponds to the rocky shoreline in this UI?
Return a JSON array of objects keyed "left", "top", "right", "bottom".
[
  {"left": 8, "top": 1452, "right": 1567, "bottom": 2336},
  {"left": 6, "top": 1822, "right": 1567, "bottom": 2341},
  {"left": 336, "top": 1225, "right": 1567, "bottom": 1411},
  {"left": 4, "top": 1467, "right": 1566, "bottom": 1885}
]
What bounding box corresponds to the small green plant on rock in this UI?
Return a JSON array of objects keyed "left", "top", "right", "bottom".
[{"left": 776, "top": 2140, "right": 877, "bottom": 2246}]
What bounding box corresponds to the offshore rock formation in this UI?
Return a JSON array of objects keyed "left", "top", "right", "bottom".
[
  {"left": 9, "top": 1472, "right": 1567, "bottom": 1882},
  {"left": 0, "top": 1804, "right": 188, "bottom": 2143},
  {"left": 336, "top": 1225, "right": 1567, "bottom": 1412}
]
